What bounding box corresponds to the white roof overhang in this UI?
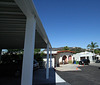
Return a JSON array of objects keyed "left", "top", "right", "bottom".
[{"left": 0, "top": 0, "right": 51, "bottom": 49}]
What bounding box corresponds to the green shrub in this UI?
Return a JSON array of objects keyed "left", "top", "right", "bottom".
[
  {"left": 34, "top": 53, "right": 43, "bottom": 62},
  {"left": 76, "top": 61, "right": 79, "bottom": 64},
  {"left": 68, "top": 60, "right": 73, "bottom": 64}
]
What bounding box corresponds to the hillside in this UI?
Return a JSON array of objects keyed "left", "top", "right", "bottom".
[{"left": 44, "top": 47, "right": 86, "bottom": 53}]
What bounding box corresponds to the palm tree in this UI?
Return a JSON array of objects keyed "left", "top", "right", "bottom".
[{"left": 87, "top": 42, "right": 99, "bottom": 54}]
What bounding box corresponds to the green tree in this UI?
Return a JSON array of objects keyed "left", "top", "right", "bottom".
[
  {"left": 63, "top": 46, "right": 69, "bottom": 50},
  {"left": 7, "top": 49, "right": 23, "bottom": 54},
  {"left": 7, "top": 49, "right": 40, "bottom": 55},
  {"left": 40, "top": 51, "right": 45, "bottom": 57},
  {"left": 87, "top": 42, "right": 99, "bottom": 54},
  {"left": 94, "top": 49, "right": 100, "bottom": 54},
  {"left": 34, "top": 49, "right": 40, "bottom": 54}
]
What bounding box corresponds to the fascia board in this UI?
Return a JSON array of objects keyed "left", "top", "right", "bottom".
[{"left": 15, "top": 0, "right": 52, "bottom": 48}]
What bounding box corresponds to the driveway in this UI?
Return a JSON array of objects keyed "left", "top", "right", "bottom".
[
  {"left": 90, "top": 63, "right": 100, "bottom": 67},
  {"left": 56, "top": 64, "right": 82, "bottom": 71},
  {"left": 56, "top": 64, "right": 100, "bottom": 85},
  {"left": 0, "top": 68, "right": 70, "bottom": 85}
]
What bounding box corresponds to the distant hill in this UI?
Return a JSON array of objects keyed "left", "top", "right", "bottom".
[
  {"left": 44, "top": 47, "right": 64, "bottom": 51},
  {"left": 69, "top": 47, "right": 86, "bottom": 53},
  {"left": 44, "top": 47, "right": 86, "bottom": 53}
]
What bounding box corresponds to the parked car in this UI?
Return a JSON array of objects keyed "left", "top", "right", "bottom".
[
  {"left": 0, "top": 59, "right": 39, "bottom": 77},
  {"left": 33, "top": 59, "right": 39, "bottom": 70},
  {"left": 95, "top": 60, "right": 100, "bottom": 63},
  {"left": 0, "top": 60, "right": 22, "bottom": 77},
  {"left": 79, "top": 59, "right": 90, "bottom": 65}
]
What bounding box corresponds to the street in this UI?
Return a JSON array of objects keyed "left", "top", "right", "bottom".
[{"left": 56, "top": 64, "right": 100, "bottom": 85}]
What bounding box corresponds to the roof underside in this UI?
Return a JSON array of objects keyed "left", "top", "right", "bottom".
[{"left": 0, "top": 0, "right": 48, "bottom": 49}]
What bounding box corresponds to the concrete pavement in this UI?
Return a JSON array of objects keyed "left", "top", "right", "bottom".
[
  {"left": 90, "top": 62, "right": 100, "bottom": 67},
  {"left": 1, "top": 63, "right": 100, "bottom": 85},
  {"left": 56, "top": 72, "right": 71, "bottom": 85},
  {"left": 0, "top": 68, "right": 71, "bottom": 85},
  {"left": 33, "top": 68, "right": 71, "bottom": 85},
  {"left": 56, "top": 65, "right": 100, "bottom": 85},
  {"left": 55, "top": 64, "right": 82, "bottom": 71}
]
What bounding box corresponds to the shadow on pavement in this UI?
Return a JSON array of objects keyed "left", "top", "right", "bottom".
[
  {"left": 33, "top": 68, "right": 56, "bottom": 85},
  {"left": 56, "top": 66, "right": 100, "bottom": 85},
  {"left": 0, "top": 68, "right": 56, "bottom": 85}
]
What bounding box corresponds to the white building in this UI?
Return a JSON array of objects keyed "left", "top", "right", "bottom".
[
  {"left": 73, "top": 51, "right": 100, "bottom": 62},
  {"left": 43, "top": 50, "right": 57, "bottom": 68},
  {"left": 43, "top": 50, "right": 75, "bottom": 67}
]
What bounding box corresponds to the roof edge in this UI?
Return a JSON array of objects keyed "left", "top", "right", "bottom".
[{"left": 15, "top": 0, "right": 52, "bottom": 48}]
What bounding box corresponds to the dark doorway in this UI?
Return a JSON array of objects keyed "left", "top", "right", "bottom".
[{"left": 62, "top": 55, "right": 67, "bottom": 64}]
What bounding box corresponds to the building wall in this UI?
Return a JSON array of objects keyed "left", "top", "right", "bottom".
[
  {"left": 43, "top": 51, "right": 74, "bottom": 67},
  {"left": 43, "top": 58, "right": 55, "bottom": 68},
  {"left": 55, "top": 53, "right": 60, "bottom": 66},
  {"left": 72, "top": 51, "right": 99, "bottom": 63},
  {"left": 55, "top": 52, "right": 73, "bottom": 66}
]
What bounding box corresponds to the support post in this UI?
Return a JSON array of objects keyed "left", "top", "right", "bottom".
[
  {"left": 21, "top": 16, "right": 36, "bottom": 85},
  {"left": 46, "top": 43, "right": 49, "bottom": 79},
  {"left": 50, "top": 48, "right": 52, "bottom": 68}
]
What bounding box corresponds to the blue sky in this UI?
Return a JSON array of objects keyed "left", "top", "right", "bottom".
[{"left": 33, "top": 0, "right": 100, "bottom": 49}]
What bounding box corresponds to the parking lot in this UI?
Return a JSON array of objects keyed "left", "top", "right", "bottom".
[
  {"left": 56, "top": 64, "right": 100, "bottom": 85},
  {"left": 0, "top": 68, "right": 56, "bottom": 85},
  {"left": 0, "top": 63, "right": 100, "bottom": 85}
]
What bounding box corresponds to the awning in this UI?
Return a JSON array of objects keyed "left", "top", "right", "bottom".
[
  {"left": 0, "top": 0, "right": 51, "bottom": 49},
  {"left": 0, "top": 1, "right": 52, "bottom": 85}
]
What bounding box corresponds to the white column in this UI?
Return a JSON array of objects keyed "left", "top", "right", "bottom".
[
  {"left": 79, "top": 56, "right": 80, "bottom": 61},
  {"left": 46, "top": 43, "right": 49, "bottom": 79},
  {"left": 0, "top": 49, "right": 2, "bottom": 61},
  {"left": 21, "top": 16, "right": 36, "bottom": 85},
  {"left": 72, "top": 56, "right": 73, "bottom": 62},
  {"left": 67, "top": 56, "right": 68, "bottom": 62},
  {"left": 50, "top": 48, "right": 52, "bottom": 68}
]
